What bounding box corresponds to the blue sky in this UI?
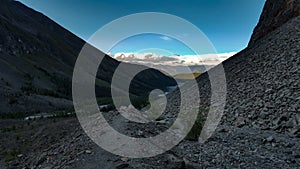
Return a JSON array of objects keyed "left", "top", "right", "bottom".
[
  {"left": 109, "top": 34, "right": 195, "bottom": 56},
  {"left": 19, "top": 0, "right": 265, "bottom": 55}
]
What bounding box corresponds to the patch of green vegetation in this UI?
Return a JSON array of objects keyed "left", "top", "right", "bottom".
[
  {"left": 0, "top": 126, "right": 16, "bottom": 133},
  {"left": 1, "top": 149, "right": 20, "bottom": 163},
  {"left": 130, "top": 95, "right": 150, "bottom": 110},
  {"left": 172, "top": 73, "right": 202, "bottom": 80},
  {"left": 97, "top": 97, "right": 113, "bottom": 106},
  {"left": 155, "top": 115, "right": 165, "bottom": 121},
  {"left": 8, "top": 96, "right": 18, "bottom": 105},
  {"left": 20, "top": 72, "right": 71, "bottom": 99},
  {"left": 185, "top": 107, "right": 208, "bottom": 141},
  {"left": 0, "top": 124, "right": 25, "bottom": 134},
  {"left": 49, "top": 73, "right": 72, "bottom": 99},
  {"left": 15, "top": 134, "right": 20, "bottom": 141}
]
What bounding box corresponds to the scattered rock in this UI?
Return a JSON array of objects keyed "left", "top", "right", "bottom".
[
  {"left": 166, "top": 154, "right": 184, "bottom": 168},
  {"left": 266, "top": 136, "right": 274, "bottom": 142},
  {"left": 235, "top": 117, "right": 246, "bottom": 128},
  {"left": 36, "top": 155, "right": 46, "bottom": 166},
  {"left": 116, "top": 163, "right": 129, "bottom": 169},
  {"left": 218, "top": 128, "right": 229, "bottom": 133},
  {"left": 183, "top": 159, "right": 200, "bottom": 169},
  {"left": 121, "top": 157, "right": 129, "bottom": 162}
]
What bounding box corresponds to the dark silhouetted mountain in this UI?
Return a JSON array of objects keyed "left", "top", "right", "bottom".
[
  {"left": 249, "top": 0, "right": 300, "bottom": 45},
  {"left": 0, "top": 0, "right": 175, "bottom": 114}
]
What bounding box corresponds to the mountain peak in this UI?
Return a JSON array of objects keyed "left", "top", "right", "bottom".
[{"left": 249, "top": 0, "right": 300, "bottom": 46}]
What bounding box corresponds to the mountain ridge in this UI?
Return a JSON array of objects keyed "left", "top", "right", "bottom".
[
  {"left": 0, "top": 0, "right": 176, "bottom": 114},
  {"left": 249, "top": 0, "right": 300, "bottom": 45}
]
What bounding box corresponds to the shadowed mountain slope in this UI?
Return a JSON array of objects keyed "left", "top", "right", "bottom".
[{"left": 0, "top": 0, "right": 176, "bottom": 114}]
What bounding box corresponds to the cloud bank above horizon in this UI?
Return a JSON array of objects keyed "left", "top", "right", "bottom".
[
  {"left": 111, "top": 52, "right": 237, "bottom": 66},
  {"left": 109, "top": 52, "right": 237, "bottom": 75}
]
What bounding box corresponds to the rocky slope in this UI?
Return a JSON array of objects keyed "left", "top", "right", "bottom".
[
  {"left": 249, "top": 0, "right": 300, "bottom": 45},
  {"left": 218, "top": 0, "right": 300, "bottom": 137},
  {"left": 0, "top": 0, "right": 175, "bottom": 114}
]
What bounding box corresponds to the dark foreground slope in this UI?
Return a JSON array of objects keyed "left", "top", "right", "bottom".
[
  {"left": 0, "top": 0, "right": 299, "bottom": 168},
  {"left": 0, "top": 0, "right": 175, "bottom": 114}
]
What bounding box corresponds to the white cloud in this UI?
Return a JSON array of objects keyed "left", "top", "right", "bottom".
[
  {"left": 112, "top": 52, "right": 237, "bottom": 75},
  {"left": 160, "top": 36, "right": 172, "bottom": 41},
  {"left": 113, "top": 52, "right": 237, "bottom": 66}
]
